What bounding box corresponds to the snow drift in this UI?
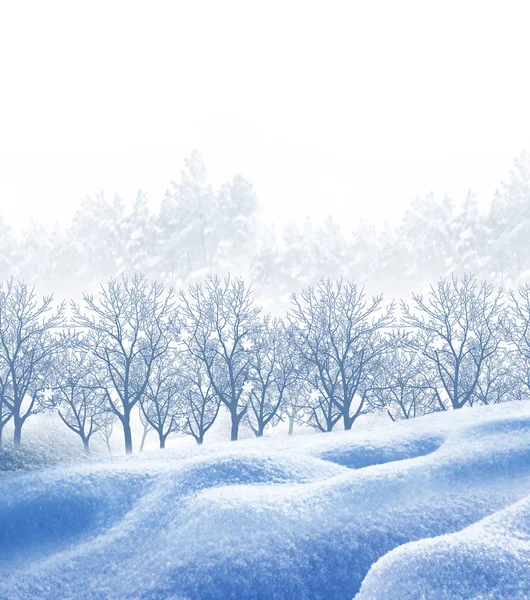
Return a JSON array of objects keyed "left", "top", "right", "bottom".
[{"left": 1, "top": 402, "right": 530, "bottom": 599}]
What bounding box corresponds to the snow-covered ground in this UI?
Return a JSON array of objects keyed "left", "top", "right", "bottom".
[
  {"left": 2, "top": 402, "right": 530, "bottom": 599},
  {"left": 0, "top": 414, "right": 94, "bottom": 474}
]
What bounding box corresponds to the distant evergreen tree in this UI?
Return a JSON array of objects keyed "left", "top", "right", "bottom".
[
  {"left": 347, "top": 220, "right": 380, "bottom": 284},
  {"left": 279, "top": 219, "right": 320, "bottom": 297},
  {"left": 213, "top": 174, "right": 258, "bottom": 277},
  {"left": 161, "top": 152, "right": 215, "bottom": 281},
  {"left": 449, "top": 191, "right": 486, "bottom": 277},
  {"left": 393, "top": 193, "right": 456, "bottom": 290},
  {"left": 121, "top": 190, "right": 156, "bottom": 276},
  {"left": 158, "top": 187, "right": 186, "bottom": 287},
  {"left": 250, "top": 223, "right": 283, "bottom": 311},
  {"left": 0, "top": 216, "right": 17, "bottom": 281},
  {"left": 17, "top": 220, "right": 52, "bottom": 284},
  {"left": 253, "top": 217, "right": 361, "bottom": 311},
  {"left": 377, "top": 223, "right": 405, "bottom": 294},
  {"left": 47, "top": 223, "right": 77, "bottom": 296},
  {"left": 487, "top": 151, "right": 530, "bottom": 286},
  {"left": 67, "top": 192, "right": 126, "bottom": 289},
  {"left": 313, "top": 215, "right": 350, "bottom": 282}
]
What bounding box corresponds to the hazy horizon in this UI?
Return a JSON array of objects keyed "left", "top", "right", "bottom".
[{"left": 1, "top": 1, "right": 529, "bottom": 232}]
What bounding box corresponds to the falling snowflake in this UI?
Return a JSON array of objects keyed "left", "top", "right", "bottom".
[
  {"left": 241, "top": 338, "right": 253, "bottom": 351},
  {"left": 242, "top": 381, "right": 253, "bottom": 395},
  {"left": 309, "top": 389, "right": 320, "bottom": 402}
]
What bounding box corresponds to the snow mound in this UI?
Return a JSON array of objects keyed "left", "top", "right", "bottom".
[
  {"left": 1, "top": 402, "right": 530, "bottom": 599},
  {"left": 0, "top": 464, "right": 152, "bottom": 567},
  {"left": 356, "top": 493, "right": 530, "bottom": 599},
  {"left": 0, "top": 413, "right": 104, "bottom": 474}
]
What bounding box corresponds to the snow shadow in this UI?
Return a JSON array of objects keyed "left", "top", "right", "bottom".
[
  {"left": 318, "top": 434, "right": 443, "bottom": 469},
  {"left": 462, "top": 416, "right": 530, "bottom": 439},
  {"left": 0, "top": 468, "right": 151, "bottom": 566}
]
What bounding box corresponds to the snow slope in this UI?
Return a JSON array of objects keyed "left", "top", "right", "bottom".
[
  {"left": 356, "top": 492, "right": 530, "bottom": 600},
  {"left": 1, "top": 402, "right": 530, "bottom": 599},
  {"left": 0, "top": 413, "right": 92, "bottom": 474}
]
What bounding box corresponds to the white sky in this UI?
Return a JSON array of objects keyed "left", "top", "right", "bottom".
[{"left": 1, "top": 0, "right": 529, "bottom": 233}]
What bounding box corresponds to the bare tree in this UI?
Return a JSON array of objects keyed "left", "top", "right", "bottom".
[
  {"left": 281, "top": 392, "right": 305, "bottom": 436},
  {"left": 51, "top": 338, "right": 107, "bottom": 453},
  {"left": 178, "top": 274, "right": 260, "bottom": 441},
  {"left": 72, "top": 274, "right": 175, "bottom": 454},
  {"left": 277, "top": 341, "right": 310, "bottom": 435},
  {"left": 287, "top": 278, "right": 394, "bottom": 431},
  {"left": 505, "top": 285, "right": 530, "bottom": 358},
  {"left": 401, "top": 274, "right": 504, "bottom": 410},
  {"left": 472, "top": 349, "right": 518, "bottom": 406},
  {"left": 140, "top": 350, "right": 182, "bottom": 449},
  {"left": 244, "top": 316, "right": 297, "bottom": 437},
  {"left": 368, "top": 345, "right": 444, "bottom": 420},
  {"left": 182, "top": 354, "right": 220, "bottom": 444},
  {"left": 302, "top": 382, "right": 343, "bottom": 432},
  {"left": 505, "top": 349, "right": 530, "bottom": 403},
  {"left": 98, "top": 411, "right": 115, "bottom": 455},
  {"left": 502, "top": 283, "right": 530, "bottom": 403},
  {"left": 0, "top": 280, "right": 65, "bottom": 446},
  {"left": 138, "top": 407, "right": 153, "bottom": 452},
  {"left": 0, "top": 368, "right": 12, "bottom": 448}
]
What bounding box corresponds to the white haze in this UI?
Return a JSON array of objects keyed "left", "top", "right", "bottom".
[{"left": 1, "top": 0, "right": 530, "bottom": 232}]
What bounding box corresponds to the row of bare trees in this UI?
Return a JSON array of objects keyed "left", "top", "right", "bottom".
[{"left": 1, "top": 273, "right": 530, "bottom": 455}]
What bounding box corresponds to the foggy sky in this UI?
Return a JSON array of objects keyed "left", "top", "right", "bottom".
[{"left": 1, "top": 0, "right": 529, "bottom": 232}]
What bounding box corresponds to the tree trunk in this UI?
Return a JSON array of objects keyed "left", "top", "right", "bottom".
[
  {"left": 343, "top": 398, "right": 353, "bottom": 430},
  {"left": 196, "top": 434, "right": 204, "bottom": 445},
  {"left": 159, "top": 435, "right": 166, "bottom": 449},
  {"left": 139, "top": 427, "right": 149, "bottom": 452},
  {"left": 288, "top": 414, "right": 295, "bottom": 436},
  {"left": 230, "top": 412, "right": 239, "bottom": 441},
  {"left": 13, "top": 415, "right": 22, "bottom": 447},
  {"left": 83, "top": 438, "right": 90, "bottom": 454},
  {"left": 122, "top": 415, "right": 133, "bottom": 455},
  {"left": 0, "top": 404, "right": 4, "bottom": 448},
  {"left": 452, "top": 395, "right": 465, "bottom": 409}
]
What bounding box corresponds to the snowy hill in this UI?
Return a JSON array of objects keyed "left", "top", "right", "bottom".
[
  {"left": 0, "top": 413, "right": 97, "bottom": 474},
  {"left": 2, "top": 402, "right": 530, "bottom": 599}
]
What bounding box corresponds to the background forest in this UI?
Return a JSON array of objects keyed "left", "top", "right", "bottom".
[{"left": 2, "top": 150, "right": 529, "bottom": 311}]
